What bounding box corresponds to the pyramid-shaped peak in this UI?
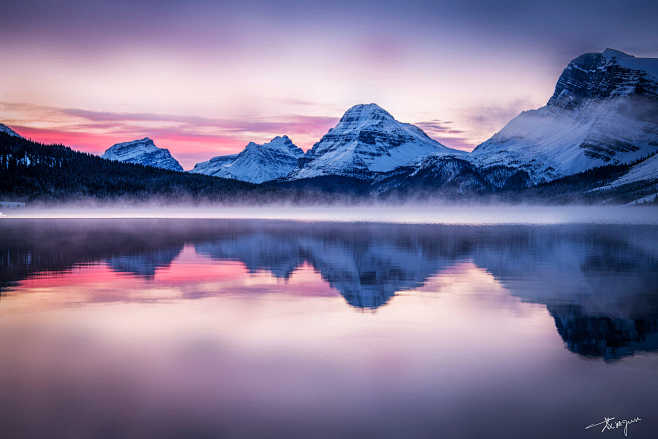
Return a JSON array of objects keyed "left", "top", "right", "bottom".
[{"left": 340, "top": 103, "right": 394, "bottom": 123}]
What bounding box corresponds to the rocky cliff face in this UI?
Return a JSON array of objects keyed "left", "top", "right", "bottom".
[
  {"left": 472, "top": 49, "right": 658, "bottom": 184},
  {"left": 191, "top": 135, "right": 303, "bottom": 184},
  {"left": 548, "top": 48, "right": 658, "bottom": 108},
  {"left": 291, "top": 103, "right": 464, "bottom": 180},
  {"left": 102, "top": 138, "right": 183, "bottom": 171}
]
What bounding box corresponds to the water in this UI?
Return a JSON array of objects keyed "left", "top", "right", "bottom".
[{"left": 1, "top": 219, "right": 657, "bottom": 438}]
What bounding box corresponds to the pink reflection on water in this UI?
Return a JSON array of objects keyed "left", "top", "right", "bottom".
[
  {"left": 1, "top": 256, "right": 655, "bottom": 438},
  {"left": 3, "top": 245, "right": 340, "bottom": 315}
]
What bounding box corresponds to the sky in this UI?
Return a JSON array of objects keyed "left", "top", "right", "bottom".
[{"left": 1, "top": 0, "right": 657, "bottom": 169}]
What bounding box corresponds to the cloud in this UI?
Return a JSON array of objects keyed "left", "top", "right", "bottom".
[
  {"left": 414, "top": 119, "right": 474, "bottom": 151},
  {"left": 0, "top": 102, "right": 338, "bottom": 169},
  {"left": 414, "top": 120, "right": 463, "bottom": 135}
]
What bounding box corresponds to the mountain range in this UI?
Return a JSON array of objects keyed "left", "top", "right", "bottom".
[{"left": 1, "top": 48, "right": 657, "bottom": 203}]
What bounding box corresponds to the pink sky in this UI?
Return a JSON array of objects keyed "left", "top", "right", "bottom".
[{"left": 2, "top": 1, "right": 656, "bottom": 169}]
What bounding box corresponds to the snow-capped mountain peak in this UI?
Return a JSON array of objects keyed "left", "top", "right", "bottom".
[
  {"left": 0, "top": 123, "right": 23, "bottom": 138},
  {"left": 472, "top": 49, "right": 658, "bottom": 185},
  {"left": 291, "top": 103, "right": 464, "bottom": 180},
  {"left": 338, "top": 103, "right": 395, "bottom": 126},
  {"left": 245, "top": 135, "right": 302, "bottom": 156},
  {"left": 547, "top": 48, "right": 658, "bottom": 109},
  {"left": 190, "top": 135, "right": 304, "bottom": 183},
  {"left": 102, "top": 137, "right": 183, "bottom": 171}
]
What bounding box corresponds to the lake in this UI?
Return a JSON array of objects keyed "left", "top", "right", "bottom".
[{"left": 1, "top": 218, "right": 657, "bottom": 438}]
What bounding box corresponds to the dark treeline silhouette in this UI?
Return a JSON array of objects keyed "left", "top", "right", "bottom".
[
  {"left": 0, "top": 132, "right": 258, "bottom": 202},
  {"left": 1, "top": 132, "right": 655, "bottom": 204}
]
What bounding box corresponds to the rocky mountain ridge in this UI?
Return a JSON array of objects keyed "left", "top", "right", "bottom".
[{"left": 102, "top": 137, "right": 183, "bottom": 172}]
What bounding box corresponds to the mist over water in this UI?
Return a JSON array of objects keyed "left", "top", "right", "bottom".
[
  {"left": 4, "top": 203, "right": 658, "bottom": 224},
  {"left": 0, "top": 219, "right": 657, "bottom": 438}
]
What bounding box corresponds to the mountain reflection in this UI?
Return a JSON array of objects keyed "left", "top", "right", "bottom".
[
  {"left": 549, "top": 304, "right": 658, "bottom": 360},
  {"left": 106, "top": 246, "right": 183, "bottom": 278},
  {"left": 1, "top": 219, "right": 657, "bottom": 359},
  {"left": 195, "top": 229, "right": 462, "bottom": 308}
]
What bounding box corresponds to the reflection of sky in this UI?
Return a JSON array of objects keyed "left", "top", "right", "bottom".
[
  {"left": 2, "top": 231, "right": 658, "bottom": 437},
  {"left": 2, "top": 247, "right": 555, "bottom": 360},
  {"left": 2, "top": 248, "right": 657, "bottom": 438},
  {"left": 1, "top": 1, "right": 657, "bottom": 168},
  {"left": 7, "top": 246, "right": 340, "bottom": 312}
]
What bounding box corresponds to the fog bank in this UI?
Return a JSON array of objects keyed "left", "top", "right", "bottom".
[{"left": 3, "top": 204, "right": 658, "bottom": 225}]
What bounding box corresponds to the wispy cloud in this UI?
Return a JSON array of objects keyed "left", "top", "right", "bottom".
[
  {"left": 415, "top": 119, "right": 474, "bottom": 151},
  {"left": 0, "top": 102, "right": 338, "bottom": 169}
]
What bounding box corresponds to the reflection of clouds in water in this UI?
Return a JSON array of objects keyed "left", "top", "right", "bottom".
[
  {"left": 1, "top": 220, "right": 658, "bottom": 438},
  {"left": 1, "top": 220, "right": 658, "bottom": 358}
]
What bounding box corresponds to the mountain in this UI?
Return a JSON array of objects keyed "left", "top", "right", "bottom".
[
  {"left": 102, "top": 137, "right": 183, "bottom": 171},
  {"left": 0, "top": 123, "right": 23, "bottom": 138},
  {"left": 0, "top": 132, "right": 257, "bottom": 202},
  {"left": 471, "top": 49, "right": 658, "bottom": 186},
  {"left": 191, "top": 135, "right": 303, "bottom": 183},
  {"left": 290, "top": 103, "right": 464, "bottom": 180},
  {"left": 372, "top": 155, "right": 491, "bottom": 197},
  {"left": 190, "top": 154, "right": 239, "bottom": 176}
]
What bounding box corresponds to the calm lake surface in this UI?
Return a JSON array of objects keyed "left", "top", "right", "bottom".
[{"left": 1, "top": 219, "right": 657, "bottom": 438}]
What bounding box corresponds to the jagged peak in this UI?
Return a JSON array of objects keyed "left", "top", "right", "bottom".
[
  {"left": 240, "top": 135, "right": 303, "bottom": 156},
  {"left": 548, "top": 48, "right": 658, "bottom": 108},
  {"left": 270, "top": 135, "right": 292, "bottom": 143}
]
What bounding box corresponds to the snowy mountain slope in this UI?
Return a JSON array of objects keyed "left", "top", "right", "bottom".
[
  {"left": 190, "top": 153, "right": 239, "bottom": 176},
  {"left": 102, "top": 138, "right": 183, "bottom": 171},
  {"left": 291, "top": 104, "right": 465, "bottom": 180},
  {"left": 0, "top": 123, "right": 23, "bottom": 138},
  {"left": 472, "top": 49, "right": 658, "bottom": 185},
  {"left": 372, "top": 154, "right": 492, "bottom": 196},
  {"left": 606, "top": 153, "right": 658, "bottom": 188},
  {"left": 590, "top": 153, "right": 658, "bottom": 197},
  {"left": 190, "top": 135, "right": 303, "bottom": 183}
]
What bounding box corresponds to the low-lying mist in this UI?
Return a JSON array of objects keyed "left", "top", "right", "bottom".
[{"left": 3, "top": 201, "right": 658, "bottom": 225}]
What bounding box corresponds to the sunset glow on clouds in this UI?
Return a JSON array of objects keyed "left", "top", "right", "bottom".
[{"left": 1, "top": 0, "right": 657, "bottom": 169}]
